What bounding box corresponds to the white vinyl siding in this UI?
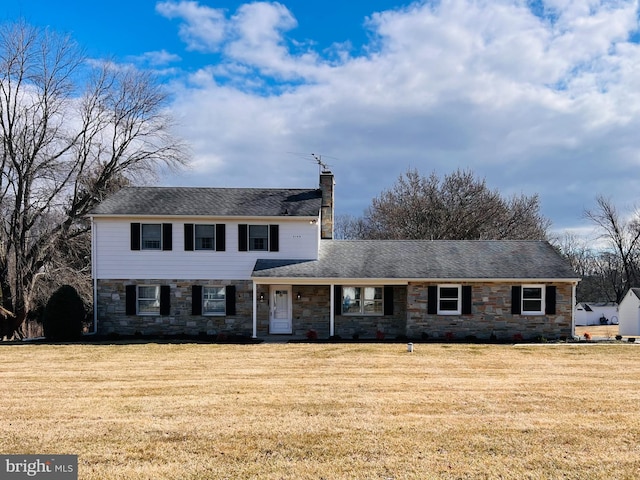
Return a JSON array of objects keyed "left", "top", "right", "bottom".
[{"left": 93, "top": 218, "right": 320, "bottom": 280}]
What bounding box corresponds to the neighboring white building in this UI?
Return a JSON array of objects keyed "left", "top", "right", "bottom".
[
  {"left": 574, "top": 302, "right": 618, "bottom": 326},
  {"left": 618, "top": 289, "right": 640, "bottom": 336}
]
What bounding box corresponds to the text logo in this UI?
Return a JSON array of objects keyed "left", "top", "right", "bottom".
[{"left": 0, "top": 455, "right": 77, "bottom": 479}]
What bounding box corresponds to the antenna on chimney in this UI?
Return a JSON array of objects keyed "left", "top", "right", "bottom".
[{"left": 311, "top": 153, "right": 329, "bottom": 174}]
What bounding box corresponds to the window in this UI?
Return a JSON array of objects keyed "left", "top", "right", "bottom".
[
  {"left": 249, "top": 225, "right": 269, "bottom": 251},
  {"left": 184, "top": 224, "right": 225, "bottom": 251},
  {"left": 342, "top": 286, "right": 383, "bottom": 315},
  {"left": 142, "top": 224, "right": 161, "bottom": 250},
  {"left": 522, "top": 285, "right": 544, "bottom": 315},
  {"left": 131, "top": 223, "right": 172, "bottom": 251},
  {"left": 137, "top": 286, "right": 160, "bottom": 315},
  {"left": 438, "top": 285, "right": 461, "bottom": 315},
  {"left": 195, "top": 225, "right": 215, "bottom": 250},
  {"left": 203, "top": 286, "right": 226, "bottom": 315},
  {"left": 238, "top": 224, "right": 279, "bottom": 252}
]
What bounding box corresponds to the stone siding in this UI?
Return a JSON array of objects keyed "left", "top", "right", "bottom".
[
  {"left": 287, "top": 285, "right": 407, "bottom": 339},
  {"left": 406, "top": 282, "right": 573, "bottom": 341},
  {"left": 97, "top": 280, "right": 573, "bottom": 340},
  {"left": 97, "top": 279, "right": 256, "bottom": 336}
]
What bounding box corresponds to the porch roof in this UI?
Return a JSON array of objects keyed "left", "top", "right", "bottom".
[{"left": 252, "top": 240, "right": 579, "bottom": 281}]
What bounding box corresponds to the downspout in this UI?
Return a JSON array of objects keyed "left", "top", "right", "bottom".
[
  {"left": 329, "top": 283, "right": 335, "bottom": 337},
  {"left": 91, "top": 217, "right": 98, "bottom": 334},
  {"left": 571, "top": 282, "right": 577, "bottom": 338},
  {"left": 252, "top": 281, "right": 257, "bottom": 338}
]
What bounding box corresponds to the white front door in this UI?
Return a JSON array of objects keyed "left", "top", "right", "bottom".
[{"left": 270, "top": 286, "right": 292, "bottom": 334}]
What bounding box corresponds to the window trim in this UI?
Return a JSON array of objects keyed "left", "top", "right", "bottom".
[
  {"left": 238, "top": 224, "right": 279, "bottom": 252},
  {"left": 248, "top": 224, "right": 269, "bottom": 251},
  {"left": 521, "top": 284, "right": 545, "bottom": 315},
  {"left": 437, "top": 284, "right": 462, "bottom": 315},
  {"left": 202, "top": 286, "right": 226, "bottom": 316},
  {"left": 141, "top": 224, "right": 162, "bottom": 250},
  {"left": 341, "top": 286, "right": 384, "bottom": 316},
  {"left": 137, "top": 285, "right": 160, "bottom": 316},
  {"left": 195, "top": 224, "right": 215, "bottom": 251}
]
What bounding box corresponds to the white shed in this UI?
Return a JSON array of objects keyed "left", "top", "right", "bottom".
[
  {"left": 618, "top": 288, "right": 640, "bottom": 336},
  {"left": 574, "top": 302, "right": 618, "bottom": 326}
]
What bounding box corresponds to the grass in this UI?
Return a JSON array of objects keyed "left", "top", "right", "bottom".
[{"left": 2, "top": 342, "right": 640, "bottom": 479}]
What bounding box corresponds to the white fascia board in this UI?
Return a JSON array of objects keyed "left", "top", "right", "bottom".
[
  {"left": 252, "top": 278, "right": 410, "bottom": 286},
  {"left": 90, "top": 214, "right": 318, "bottom": 222},
  {"left": 252, "top": 277, "right": 581, "bottom": 285}
]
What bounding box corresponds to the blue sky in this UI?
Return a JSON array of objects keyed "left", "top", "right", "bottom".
[{"left": 4, "top": 0, "right": 640, "bottom": 239}]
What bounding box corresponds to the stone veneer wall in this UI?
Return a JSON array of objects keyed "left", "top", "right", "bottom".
[
  {"left": 406, "top": 282, "right": 574, "bottom": 341},
  {"left": 287, "top": 285, "right": 408, "bottom": 338},
  {"left": 97, "top": 280, "right": 573, "bottom": 340},
  {"left": 97, "top": 279, "right": 260, "bottom": 336}
]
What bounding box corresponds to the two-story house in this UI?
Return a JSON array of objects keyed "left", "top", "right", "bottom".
[{"left": 90, "top": 170, "right": 580, "bottom": 341}]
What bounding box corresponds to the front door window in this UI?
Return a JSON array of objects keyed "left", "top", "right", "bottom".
[{"left": 270, "top": 286, "right": 292, "bottom": 334}]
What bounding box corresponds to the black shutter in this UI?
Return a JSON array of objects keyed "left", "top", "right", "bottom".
[
  {"left": 269, "top": 225, "right": 279, "bottom": 252},
  {"left": 427, "top": 286, "right": 437, "bottom": 314},
  {"left": 334, "top": 285, "right": 342, "bottom": 315},
  {"left": 545, "top": 285, "right": 557, "bottom": 314},
  {"left": 238, "top": 224, "right": 248, "bottom": 251},
  {"left": 216, "top": 224, "right": 226, "bottom": 251},
  {"left": 384, "top": 286, "right": 394, "bottom": 315},
  {"left": 125, "top": 285, "right": 137, "bottom": 315},
  {"left": 162, "top": 224, "right": 172, "bottom": 251},
  {"left": 226, "top": 285, "right": 236, "bottom": 315},
  {"left": 184, "top": 224, "right": 194, "bottom": 251},
  {"left": 130, "top": 223, "right": 141, "bottom": 251},
  {"left": 192, "top": 285, "right": 202, "bottom": 315},
  {"left": 462, "top": 285, "right": 472, "bottom": 315},
  {"left": 511, "top": 286, "right": 522, "bottom": 314},
  {"left": 160, "top": 285, "right": 171, "bottom": 315}
]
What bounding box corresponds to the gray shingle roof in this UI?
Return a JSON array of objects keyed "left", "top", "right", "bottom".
[
  {"left": 253, "top": 240, "right": 579, "bottom": 280},
  {"left": 90, "top": 187, "right": 322, "bottom": 217}
]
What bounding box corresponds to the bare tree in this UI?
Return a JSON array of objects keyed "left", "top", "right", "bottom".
[
  {"left": 583, "top": 195, "right": 640, "bottom": 303},
  {"left": 0, "top": 22, "right": 188, "bottom": 339},
  {"left": 359, "top": 168, "right": 550, "bottom": 240},
  {"left": 554, "top": 232, "right": 616, "bottom": 302}
]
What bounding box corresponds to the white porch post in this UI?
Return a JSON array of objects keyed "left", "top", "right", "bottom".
[
  {"left": 329, "top": 283, "right": 335, "bottom": 337},
  {"left": 252, "top": 282, "right": 258, "bottom": 338}
]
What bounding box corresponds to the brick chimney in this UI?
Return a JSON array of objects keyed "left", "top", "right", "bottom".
[{"left": 319, "top": 170, "right": 334, "bottom": 240}]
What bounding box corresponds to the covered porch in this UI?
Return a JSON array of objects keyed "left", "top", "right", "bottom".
[{"left": 250, "top": 280, "right": 408, "bottom": 340}]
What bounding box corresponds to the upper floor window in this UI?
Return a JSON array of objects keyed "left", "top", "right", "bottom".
[
  {"left": 184, "top": 224, "right": 225, "bottom": 251},
  {"left": 142, "top": 224, "right": 161, "bottom": 250},
  {"left": 238, "top": 224, "right": 279, "bottom": 252},
  {"left": 342, "top": 286, "right": 383, "bottom": 315},
  {"left": 249, "top": 225, "right": 268, "bottom": 251},
  {"left": 195, "top": 225, "right": 214, "bottom": 250},
  {"left": 130, "top": 223, "right": 172, "bottom": 251}
]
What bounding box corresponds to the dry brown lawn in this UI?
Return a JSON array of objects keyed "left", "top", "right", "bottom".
[{"left": 1, "top": 342, "right": 640, "bottom": 479}]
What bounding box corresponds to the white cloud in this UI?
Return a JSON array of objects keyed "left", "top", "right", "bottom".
[
  {"left": 156, "top": 1, "right": 227, "bottom": 52},
  {"left": 129, "top": 49, "right": 181, "bottom": 67},
  {"left": 160, "top": 0, "right": 640, "bottom": 234}
]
